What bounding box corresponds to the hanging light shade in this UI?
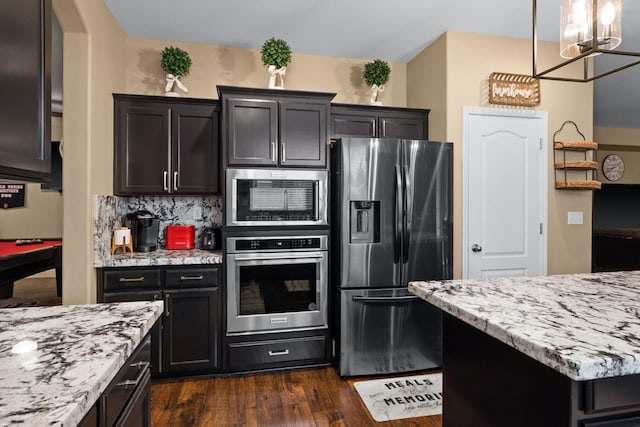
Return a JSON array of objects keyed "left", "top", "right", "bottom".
[
  {"left": 560, "top": 0, "right": 621, "bottom": 58},
  {"left": 532, "top": 0, "right": 640, "bottom": 82}
]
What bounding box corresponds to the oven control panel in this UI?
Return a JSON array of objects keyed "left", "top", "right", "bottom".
[{"left": 236, "top": 237, "right": 321, "bottom": 251}]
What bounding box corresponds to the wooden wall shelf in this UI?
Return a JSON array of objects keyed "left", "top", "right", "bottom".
[
  {"left": 555, "top": 180, "right": 602, "bottom": 190},
  {"left": 553, "top": 121, "right": 600, "bottom": 191}
]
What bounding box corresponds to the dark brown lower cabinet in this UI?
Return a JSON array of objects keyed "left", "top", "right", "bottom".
[
  {"left": 97, "top": 265, "right": 222, "bottom": 378},
  {"left": 442, "top": 313, "right": 640, "bottom": 427},
  {"left": 162, "top": 287, "right": 220, "bottom": 374},
  {"left": 79, "top": 334, "right": 152, "bottom": 427}
]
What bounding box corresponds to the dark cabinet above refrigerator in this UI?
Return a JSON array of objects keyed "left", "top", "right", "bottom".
[{"left": 330, "top": 103, "right": 429, "bottom": 140}]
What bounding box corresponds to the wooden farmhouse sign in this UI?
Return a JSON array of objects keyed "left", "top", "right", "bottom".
[{"left": 489, "top": 73, "right": 540, "bottom": 107}]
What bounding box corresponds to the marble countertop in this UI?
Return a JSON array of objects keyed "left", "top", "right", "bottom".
[
  {"left": 409, "top": 271, "right": 640, "bottom": 381},
  {"left": 0, "top": 301, "right": 163, "bottom": 426},
  {"left": 95, "top": 249, "right": 223, "bottom": 268}
]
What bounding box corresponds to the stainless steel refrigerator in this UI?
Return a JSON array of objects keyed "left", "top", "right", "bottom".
[{"left": 330, "top": 137, "right": 452, "bottom": 377}]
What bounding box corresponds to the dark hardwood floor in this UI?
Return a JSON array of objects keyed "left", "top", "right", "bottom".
[{"left": 151, "top": 366, "right": 442, "bottom": 426}]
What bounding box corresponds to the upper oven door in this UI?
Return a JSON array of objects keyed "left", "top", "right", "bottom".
[{"left": 226, "top": 168, "right": 328, "bottom": 226}]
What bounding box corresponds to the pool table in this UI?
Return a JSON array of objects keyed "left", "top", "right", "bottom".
[{"left": 0, "top": 240, "right": 62, "bottom": 299}]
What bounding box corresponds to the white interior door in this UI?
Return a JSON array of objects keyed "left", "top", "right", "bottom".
[{"left": 463, "top": 108, "right": 547, "bottom": 279}]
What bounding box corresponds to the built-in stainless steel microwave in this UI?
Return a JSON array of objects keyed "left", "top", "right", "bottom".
[{"left": 226, "top": 169, "right": 328, "bottom": 227}]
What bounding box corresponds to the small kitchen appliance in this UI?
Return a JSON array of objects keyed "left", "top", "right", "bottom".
[
  {"left": 200, "top": 226, "right": 221, "bottom": 250},
  {"left": 226, "top": 168, "right": 328, "bottom": 227},
  {"left": 165, "top": 225, "right": 195, "bottom": 250},
  {"left": 125, "top": 210, "right": 159, "bottom": 252}
]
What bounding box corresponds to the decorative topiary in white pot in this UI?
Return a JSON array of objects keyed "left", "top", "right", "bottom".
[
  {"left": 161, "top": 46, "right": 192, "bottom": 96},
  {"left": 260, "top": 37, "right": 292, "bottom": 89},
  {"left": 363, "top": 59, "right": 391, "bottom": 105}
]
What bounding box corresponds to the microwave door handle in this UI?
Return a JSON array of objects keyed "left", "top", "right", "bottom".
[{"left": 315, "top": 181, "right": 319, "bottom": 221}]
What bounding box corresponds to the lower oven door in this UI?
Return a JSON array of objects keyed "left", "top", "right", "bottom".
[
  {"left": 338, "top": 287, "right": 442, "bottom": 377},
  {"left": 226, "top": 251, "right": 328, "bottom": 334}
]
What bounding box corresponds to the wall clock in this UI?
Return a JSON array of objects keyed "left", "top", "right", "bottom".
[{"left": 602, "top": 154, "right": 625, "bottom": 181}]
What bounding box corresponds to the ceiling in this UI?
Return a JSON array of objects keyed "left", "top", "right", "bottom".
[{"left": 99, "top": 0, "right": 640, "bottom": 129}]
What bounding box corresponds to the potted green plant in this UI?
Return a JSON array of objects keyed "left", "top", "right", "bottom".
[
  {"left": 363, "top": 59, "right": 391, "bottom": 105},
  {"left": 260, "top": 37, "right": 292, "bottom": 89},
  {"left": 161, "top": 46, "right": 192, "bottom": 96}
]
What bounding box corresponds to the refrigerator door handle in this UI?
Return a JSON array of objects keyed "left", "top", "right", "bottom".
[
  {"left": 403, "top": 165, "right": 411, "bottom": 264},
  {"left": 352, "top": 295, "right": 420, "bottom": 303},
  {"left": 394, "top": 166, "right": 402, "bottom": 264}
]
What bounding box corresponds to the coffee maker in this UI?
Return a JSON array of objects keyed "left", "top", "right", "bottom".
[{"left": 125, "top": 210, "right": 159, "bottom": 252}]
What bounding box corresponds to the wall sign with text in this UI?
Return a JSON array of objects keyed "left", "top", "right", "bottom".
[
  {"left": 489, "top": 73, "right": 540, "bottom": 107},
  {"left": 0, "top": 183, "right": 26, "bottom": 209}
]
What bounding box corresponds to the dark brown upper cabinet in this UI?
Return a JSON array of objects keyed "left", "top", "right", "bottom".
[
  {"left": 0, "top": 0, "right": 51, "bottom": 182},
  {"left": 218, "top": 86, "right": 336, "bottom": 168},
  {"left": 113, "top": 94, "right": 220, "bottom": 195},
  {"left": 330, "top": 104, "right": 430, "bottom": 140}
]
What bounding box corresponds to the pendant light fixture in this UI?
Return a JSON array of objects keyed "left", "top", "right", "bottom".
[{"left": 532, "top": 0, "right": 640, "bottom": 82}]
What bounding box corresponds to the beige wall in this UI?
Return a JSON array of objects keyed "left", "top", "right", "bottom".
[
  {"left": 125, "top": 38, "right": 407, "bottom": 107},
  {"left": 595, "top": 127, "right": 640, "bottom": 147},
  {"left": 54, "top": 0, "right": 126, "bottom": 304},
  {"left": 407, "top": 35, "right": 447, "bottom": 141},
  {"left": 0, "top": 184, "right": 62, "bottom": 239},
  {"left": 0, "top": 117, "right": 64, "bottom": 241},
  {"left": 595, "top": 127, "right": 640, "bottom": 184},
  {"left": 408, "top": 31, "right": 594, "bottom": 277}
]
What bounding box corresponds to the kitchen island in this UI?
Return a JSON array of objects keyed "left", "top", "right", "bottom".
[
  {"left": 0, "top": 301, "right": 163, "bottom": 426},
  {"left": 409, "top": 271, "right": 640, "bottom": 426}
]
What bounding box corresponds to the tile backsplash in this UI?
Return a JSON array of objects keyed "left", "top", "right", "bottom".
[{"left": 94, "top": 195, "right": 222, "bottom": 263}]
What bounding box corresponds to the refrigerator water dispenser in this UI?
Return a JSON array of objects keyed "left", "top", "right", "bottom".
[{"left": 350, "top": 201, "right": 379, "bottom": 243}]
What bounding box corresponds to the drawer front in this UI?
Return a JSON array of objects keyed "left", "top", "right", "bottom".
[
  {"left": 165, "top": 267, "right": 220, "bottom": 288},
  {"left": 582, "top": 415, "right": 640, "bottom": 426},
  {"left": 584, "top": 374, "right": 640, "bottom": 414},
  {"left": 103, "top": 269, "right": 161, "bottom": 292},
  {"left": 227, "top": 335, "right": 326, "bottom": 371},
  {"left": 103, "top": 335, "right": 151, "bottom": 427}
]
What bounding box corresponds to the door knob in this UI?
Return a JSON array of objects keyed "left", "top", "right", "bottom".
[{"left": 471, "top": 244, "right": 482, "bottom": 253}]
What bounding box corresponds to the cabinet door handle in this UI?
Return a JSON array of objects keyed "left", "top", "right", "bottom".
[
  {"left": 271, "top": 141, "right": 276, "bottom": 161},
  {"left": 268, "top": 349, "right": 289, "bottom": 357},
  {"left": 119, "top": 277, "right": 145, "bottom": 283},
  {"left": 180, "top": 275, "right": 204, "bottom": 281},
  {"left": 115, "top": 361, "right": 150, "bottom": 389},
  {"left": 165, "top": 294, "right": 170, "bottom": 317},
  {"left": 163, "top": 171, "right": 168, "bottom": 192},
  {"left": 173, "top": 171, "right": 178, "bottom": 191},
  {"left": 281, "top": 143, "right": 286, "bottom": 163}
]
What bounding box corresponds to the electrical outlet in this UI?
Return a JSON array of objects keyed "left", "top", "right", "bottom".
[{"left": 567, "top": 211, "right": 583, "bottom": 225}]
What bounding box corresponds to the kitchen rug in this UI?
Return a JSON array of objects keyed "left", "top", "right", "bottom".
[{"left": 353, "top": 373, "right": 443, "bottom": 422}]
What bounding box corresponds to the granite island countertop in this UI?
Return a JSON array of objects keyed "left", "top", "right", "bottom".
[
  {"left": 409, "top": 271, "right": 640, "bottom": 381},
  {"left": 0, "top": 301, "right": 163, "bottom": 426},
  {"left": 95, "top": 249, "right": 223, "bottom": 268}
]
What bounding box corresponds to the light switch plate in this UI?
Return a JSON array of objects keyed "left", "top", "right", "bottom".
[
  {"left": 193, "top": 206, "right": 202, "bottom": 219},
  {"left": 568, "top": 211, "right": 583, "bottom": 225}
]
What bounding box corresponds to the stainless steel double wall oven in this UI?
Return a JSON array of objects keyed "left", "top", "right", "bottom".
[{"left": 224, "top": 168, "right": 330, "bottom": 338}]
